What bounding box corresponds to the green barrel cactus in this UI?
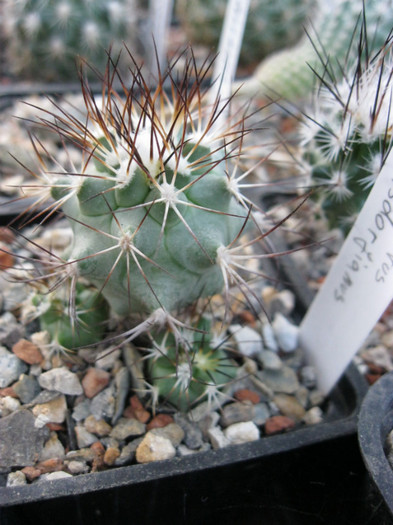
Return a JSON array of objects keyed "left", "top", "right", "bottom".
[
  {"left": 236, "top": 0, "right": 393, "bottom": 102},
  {"left": 148, "top": 316, "right": 237, "bottom": 411},
  {"left": 24, "top": 50, "right": 259, "bottom": 327},
  {"left": 176, "top": 0, "right": 316, "bottom": 67},
  {"left": 297, "top": 40, "right": 393, "bottom": 232},
  {"left": 2, "top": 0, "right": 142, "bottom": 81}
]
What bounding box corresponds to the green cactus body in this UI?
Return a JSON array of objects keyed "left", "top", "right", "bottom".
[
  {"left": 33, "top": 283, "right": 109, "bottom": 351},
  {"left": 298, "top": 46, "right": 393, "bottom": 231},
  {"left": 3, "top": 0, "right": 140, "bottom": 80},
  {"left": 31, "top": 54, "right": 252, "bottom": 319},
  {"left": 148, "top": 316, "right": 237, "bottom": 411},
  {"left": 176, "top": 0, "right": 316, "bottom": 67},
  {"left": 237, "top": 0, "right": 393, "bottom": 101}
]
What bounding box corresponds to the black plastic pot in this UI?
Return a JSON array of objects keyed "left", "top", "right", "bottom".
[
  {"left": 0, "top": 364, "right": 374, "bottom": 525},
  {"left": 358, "top": 371, "right": 393, "bottom": 518}
]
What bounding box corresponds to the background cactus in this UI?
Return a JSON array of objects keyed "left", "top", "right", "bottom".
[
  {"left": 236, "top": 0, "right": 393, "bottom": 102},
  {"left": 2, "top": 0, "right": 143, "bottom": 81},
  {"left": 176, "top": 0, "right": 316, "bottom": 67},
  {"left": 296, "top": 36, "right": 393, "bottom": 232}
]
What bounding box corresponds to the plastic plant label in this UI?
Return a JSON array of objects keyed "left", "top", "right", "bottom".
[
  {"left": 299, "top": 151, "right": 393, "bottom": 394},
  {"left": 147, "top": 0, "right": 174, "bottom": 77},
  {"left": 209, "top": 0, "right": 251, "bottom": 112}
]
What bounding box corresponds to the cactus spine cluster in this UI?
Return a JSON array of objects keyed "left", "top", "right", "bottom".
[
  {"left": 176, "top": 0, "right": 316, "bottom": 67},
  {"left": 237, "top": 0, "right": 393, "bottom": 102},
  {"left": 297, "top": 36, "right": 393, "bottom": 231},
  {"left": 2, "top": 0, "right": 141, "bottom": 81},
  {"left": 14, "top": 49, "right": 269, "bottom": 410}
]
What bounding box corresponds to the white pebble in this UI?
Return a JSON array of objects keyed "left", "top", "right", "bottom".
[
  {"left": 229, "top": 325, "right": 263, "bottom": 357},
  {"left": 7, "top": 471, "right": 26, "bottom": 487},
  {"left": 208, "top": 426, "right": 230, "bottom": 449},
  {"left": 136, "top": 432, "right": 176, "bottom": 463},
  {"left": 38, "top": 367, "right": 83, "bottom": 395},
  {"left": 224, "top": 421, "right": 260, "bottom": 444},
  {"left": 272, "top": 313, "right": 299, "bottom": 353},
  {"left": 40, "top": 471, "right": 73, "bottom": 481}
]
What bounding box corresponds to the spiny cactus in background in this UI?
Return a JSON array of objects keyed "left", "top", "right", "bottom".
[
  {"left": 147, "top": 315, "right": 237, "bottom": 411},
  {"left": 176, "top": 0, "right": 316, "bottom": 67},
  {"left": 236, "top": 0, "right": 393, "bottom": 102},
  {"left": 2, "top": 0, "right": 142, "bottom": 81},
  {"left": 296, "top": 37, "right": 393, "bottom": 232}
]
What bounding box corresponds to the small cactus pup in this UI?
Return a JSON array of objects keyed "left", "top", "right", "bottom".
[
  {"left": 146, "top": 315, "right": 237, "bottom": 412},
  {"left": 176, "top": 0, "right": 316, "bottom": 67},
  {"left": 296, "top": 36, "right": 393, "bottom": 232},
  {"left": 21, "top": 48, "right": 271, "bottom": 345},
  {"left": 236, "top": 0, "right": 393, "bottom": 102},
  {"left": 2, "top": 0, "right": 143, "bottom": 81}
]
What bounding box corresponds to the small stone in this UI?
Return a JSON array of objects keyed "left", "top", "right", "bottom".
[
  {"left": 197, "top": 411, "right": 221, "bottom": 437},
  {"left": 94, "top": 347, "right": 122, "bottom": 369},
  {"left": 258, "top": 349, "right": 282, "bottom": 370},
  {"left": 220, "top": 401, "right": 255, "bottom": 427},
  {"left": 269, "top": 289, "right": 296, "bottom": 316},
  {"left": 13, "top": 374, "right": 41, "bottom": 403},
  {"left": 66, "top": 460, "right": 90, "bottom": 474},
  {"left": 0, "top": 409, "right": 49, "bottom": 468},
  {"left": 110, "top": 418, "right": 146, "bottom": 441},
  {"left": 0, "top": 395, "right": 21, "bottom": 416},
  {"left": 273, "top": 394, "right": 306, "bottom": 421},
  {"left": 224, "top": 421, "right": 260, "bottom": 444},
  {"left": 21, "top": 466, "right": 42, "bottom": 481},
  {"left": 295, "top": 386, "right": 310, "bottom": 408},
  {"left": 147, "top": 413, "right": 174, "bottom": 430},
  {"left": 309, "top": 389, "right": 325, "bottom": 407},
  {"left": 114, "top": 439, "right": 142, "bottom": 466},
  {"left": 72, "top": 398, "right": 91, "bottom": 422},
  {"left": 33, "top": 395, "right": 68, "bottom": 426},
  {"left": 261, "top": 321, "right": 278, "bottom": 352},
  {"left": 40, "top": 432, "right": 66, "bottom": 461},
  {"left": 208, "top": 426, "right": 230, "bottom": 449},
  {"left": 177, "top": 443, "right": 211, "bottom": 456},
  {"left": 299, "top": 366, "right": 317, "bottom": 389},
  {"left": 112, "top": 366, "right": 130, "bottom": 424},
  {"left": 302, "top": 406, "right": 324, "bottom": 425},
  {"left": 38, "top": 367, "right": 83, "bottom": 396},
  {"left": 229, "top": 324, "right": 263, "bottom": 357},
  {"left": 257, "top": 366, "right": 299, "bottom": 394},
  {"left": 7, "top": 471, "right": 27, "bottom": 487},
  {"left": 82, "top": 367, "right": 111, "bottom": 399},
  {"left": 40, "top": 471, "right": 72, "bottom": 481},
  {"left": 91, "top": 441, "right": 105, "bottom": 471},
  {"left": 234, "top": 389, "right": 261, "bottom": 404},
  {"left": 90, "top": 384, "right": 116, "bottom": 421},
  {"left": 124, "top": 395, "right": 150, "bottom": 423},
  {"left": 75, "top": 425, "right": 98, "bottom": 448},
  {"left": 272, "top": 313, "right": 299, "bottom": 353},
  {"left": 12, "top": 338, "right": 43, "bottom": 365},
  {"left": 135, "top": 432, "right": 176, "bottom": 463},
  {"left": 264, "top": 415, "right": 296, "bottom": 435},
  {"left": 150, "top": 423, "right": 185, "bottom": 447},
  {"left": 252, "top": 403, "right": 271, "bottom": 426},
  {"left": 104, "top": 446, "right": 121, "bottom": 466},
  {"left": 361, "top": 346, "right": 393, "bottom": 372},
  {"left": 381, "top": 330, "right": 393, "bottom": 349},
  {"left": 84, "top": 415, "right": 112, "bottom": 437},
  {"left": 0, "top": 346, "right": 28, "bottom": 388},
  {"left": 66, "top": 448, "right": 96, "bottom": 463},
  {"left": 0, "top": 313, "right": 23, "bottom": 348},
  {"left": 36, "top": 458, "right": 64, "bottom": 474},
  {"left": 174, "top": 413, "right": 203, "bottom": 450}
]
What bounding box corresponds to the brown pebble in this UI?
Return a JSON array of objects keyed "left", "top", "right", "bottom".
[
  {"left": 21, "top": 466, "right": 42, "bottom": 481},
  {"left": 238, "top": 310, "right": 256, "bottom": 326},
  {"left": 264, "top": 415, "right": 296, "bottom": 435},
  {"left": 37, "top": 458, "right": 64, "bottom": 474},
  {"left": 0, "top": 387, "right": 17, "bottom": 398},
  {"left": 90, "top": 441, "right": 105, "bottom": 471},
  {"left": 234, "top": 389, "right": 261, "bottom": 404},
  {"left": 365, "top": 373, "right": 383, "bottom": 385},
  {"left": 366, "top": 362, "right": 387, "bottom": 375},
  {"left": 146, "top": 413, "right": 174, "bottom": 430},
  {"left": 12, "top": 339, "right": 43, "bottom": 365},
  {"left": 124, "top": 395, "right": 151, "bottom": 423},
  {"left": 46, "top": 423, "right": 66, "bottom": 432},
  {"left": 82, "top": 368, "right": 110, "bottom": 399},
  {"left": 84, "top": 415, "right": 112, "bottom": 437},
  {"left": 0, "top": 227, "right": 15, "bottom": 244},
  {"left": 104, "top": 447, "right": 120, "bottom": 466},
  {"left": 0, "top": 249, "right": 14, "bottom": 270}
]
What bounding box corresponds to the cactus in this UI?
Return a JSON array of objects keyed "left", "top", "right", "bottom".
[
  {"left": 147, "top": 316, "right": 237, "bottom": 411},
  {"left": 236, "top": 0, "right": 393, "bottom": 102},
  {"left": 2, "top": 0, "right": 142, "bottom": 81},
  {"left": 296, "top": 36, "right": 393, "bottom": 232},
  {"left": 176, "top": 0, "right": 316, "bottom": 67}
]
